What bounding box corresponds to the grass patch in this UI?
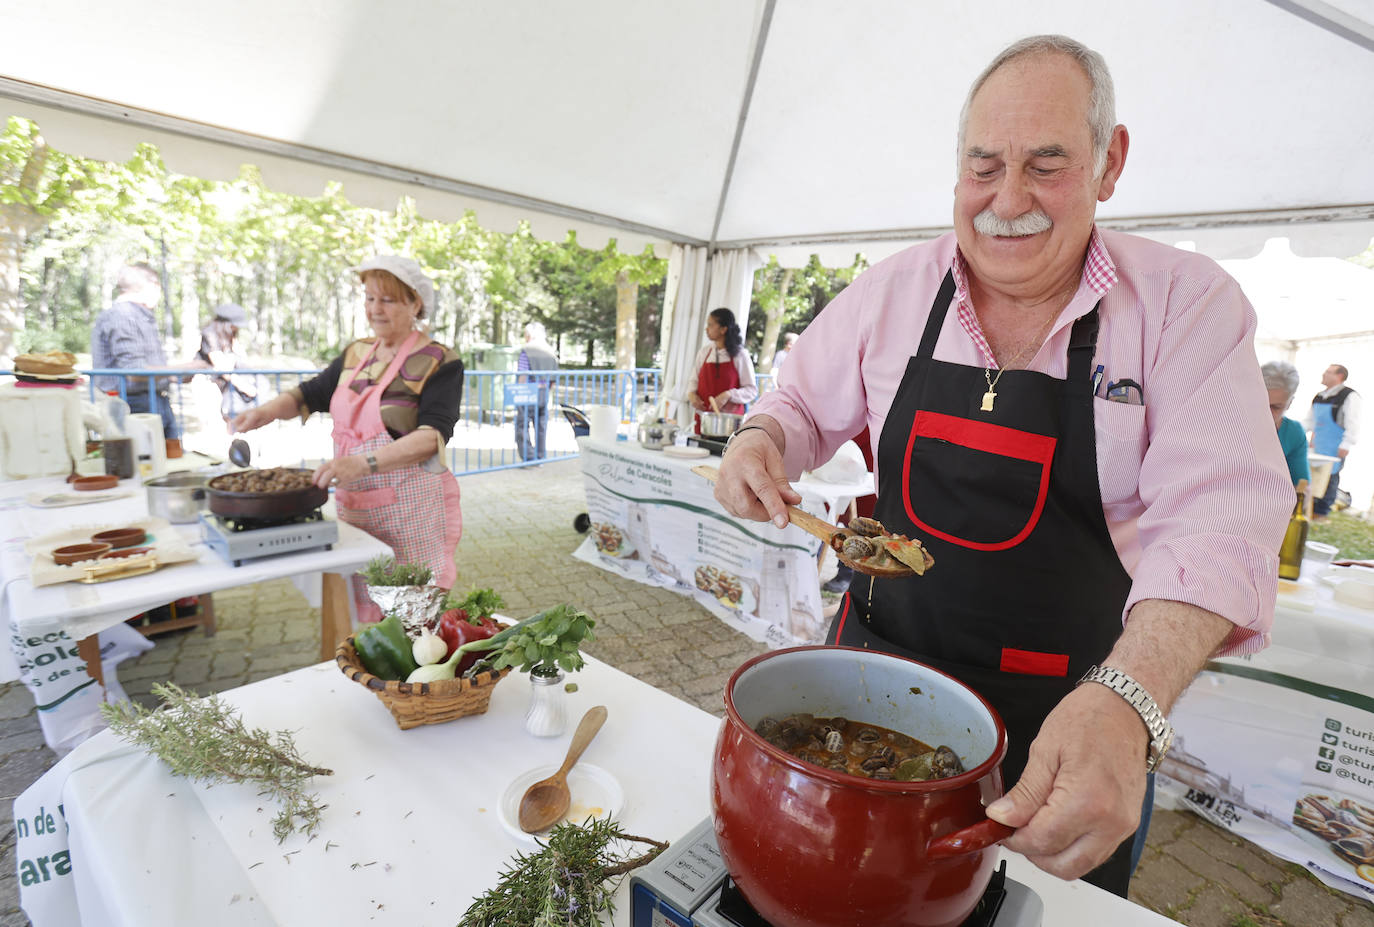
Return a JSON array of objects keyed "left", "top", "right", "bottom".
[{"left": 1309, "top": 511, "right": 1374, "bottom": 559}]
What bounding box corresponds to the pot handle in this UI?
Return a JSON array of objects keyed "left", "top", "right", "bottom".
[{"left": 925, "top": 818, "right": 1015, "bottom": 860}]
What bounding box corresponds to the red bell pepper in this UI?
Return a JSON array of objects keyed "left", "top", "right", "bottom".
[{"left": 438, "top": 609, "right": 501, "bottom": 674}]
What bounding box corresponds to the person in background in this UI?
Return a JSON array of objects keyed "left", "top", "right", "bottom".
[
  {"left": 232, "top": 256, "right": 464, "bottom": 621},
  {"left": 1261, "top": 361, "right": 1309, "bottom": 488},
  {"left": 685, "top": 307, "right": 757, "bottom": 434},
  {"left": 772, "top": 332, "right": 799, "bottom": 377},
  {"left": 1305, "top": 363, "right": 1360, "bottom": 519},
  {"left": 195, "top": 303, "right": 258, "bottom": 425},
  {"left": 713, "top": 35, "right": 1291, "bottom": 894},
  {"left": 90, "top": 262, "right": 182, "bottom": 440},
  {"left": 515, "top": 321, "right": 559, "bottom": 462}
]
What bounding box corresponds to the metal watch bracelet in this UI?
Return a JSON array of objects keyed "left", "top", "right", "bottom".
[
  {"left": 1076, "top": 664, "right": 1175, "bottom": 773},
  {"left": 723, "top": 425, "right": 772, "bottom": 452}
]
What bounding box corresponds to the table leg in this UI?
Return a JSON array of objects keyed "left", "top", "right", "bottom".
[
  {"left": 76, "top": 634, "right": 105, "bottom": 689},
  {"left": 319, "top": 571, "right": 352, "bottom": 662}
]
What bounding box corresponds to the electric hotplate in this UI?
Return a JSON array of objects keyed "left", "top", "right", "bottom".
[{"left": 629, "top": 818, "right": 1042, "bottom": 927}]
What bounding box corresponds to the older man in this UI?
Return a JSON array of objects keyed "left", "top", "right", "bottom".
[
  {"left": 714, "top": 35, "right": 1291, "bottom": 895},
  {"left": 90, "top": 262, "right": 181, "bottom": 439}
]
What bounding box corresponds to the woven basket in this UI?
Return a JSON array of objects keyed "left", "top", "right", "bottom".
[{"left": 336, "top": 636, "right": 512, "bottom": 729}]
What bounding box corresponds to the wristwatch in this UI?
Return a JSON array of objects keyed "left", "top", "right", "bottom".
[
  {"left": 366, "top": 453, "right": 379, "bottom": 475},
  {"left": 1076, "top": 664, "right": 1174, "bottom": 773}
]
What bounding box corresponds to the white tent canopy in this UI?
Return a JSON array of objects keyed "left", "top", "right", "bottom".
[{"left": 3, "top": 0, "right": 1374, "bottom": 265}]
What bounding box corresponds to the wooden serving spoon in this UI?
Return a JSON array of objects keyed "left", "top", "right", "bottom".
[
  {"left": 692, "top": 465, "right": 916, "bottom": 578},
  {"left": 518, "top": 705, "right": 609, "bottom": 833}
]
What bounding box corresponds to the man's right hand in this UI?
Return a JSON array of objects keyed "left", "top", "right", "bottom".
[{"left": 714, "top": 419, "right": 801, "bottom": 529}]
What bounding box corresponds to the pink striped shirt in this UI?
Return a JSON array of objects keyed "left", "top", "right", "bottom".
[{"left": 750, "top": 229, "right": 1292, "bottom": 655}]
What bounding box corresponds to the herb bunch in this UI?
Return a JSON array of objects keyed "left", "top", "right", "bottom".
[
  {"left": 100, "top": 682, "right": 332, "bottom": 842},
  {"left": 358, "top": 555, "right": 433, "bottom": 587},
  {"left": 458, "top": 817, "right": 667, "bottom": 927},
  {"left": 472, "top": 604, "right": 595, "bottom": 678},
  {"left": 444, "top": 585, "right": 506, "bottom": 619}
]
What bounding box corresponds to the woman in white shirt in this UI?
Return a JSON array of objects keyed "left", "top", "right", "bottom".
[{"left": 685, "top": 308, "right": 757, "bottom": 432}]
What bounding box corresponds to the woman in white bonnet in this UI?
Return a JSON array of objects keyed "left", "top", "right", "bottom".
[{"left": 233, "top": 256, "right": 465, "bottom": 620}]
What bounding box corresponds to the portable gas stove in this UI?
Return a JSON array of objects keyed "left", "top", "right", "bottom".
[
  {"left": 630, "top": 818, "right": 1043, "bottom": 927},
  {"left": 199, "top": 511, "right": 339, "bottom": 566},
  {"left": 687, "top": 435, "right": 729, "bottom": 456}
]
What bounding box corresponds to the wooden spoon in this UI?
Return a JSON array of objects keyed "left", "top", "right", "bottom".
[
  {"left": 692, "top": 465, "right": 917, "bottom": 578},
  {"left": 709, "top": 395, "right": 721, "bottom": 413},
  {"left": 518, "top": 705, "right": 609, "bottom": 833}
]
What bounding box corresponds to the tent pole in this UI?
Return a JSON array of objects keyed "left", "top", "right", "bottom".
[{"left": 1260, "top": 0, "right": 1374, "bottom": 53}]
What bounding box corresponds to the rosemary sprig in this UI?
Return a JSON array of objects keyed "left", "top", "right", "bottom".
[
  {"left": 458, "top": 817, "right": 667, "bottom": 927},
  {"left": 358, "top": 555, "right": 433, "bottom": 586},
  {"left": 100, "top": 682, "right": 333, "bottom": 842}
]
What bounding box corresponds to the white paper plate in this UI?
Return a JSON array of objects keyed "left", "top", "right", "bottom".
[
  {"left": 497, "top": 762, "right": 624, "bottom": 846},
  {"left": 662, "top": 445, "right": 710, "bottom": 459}
]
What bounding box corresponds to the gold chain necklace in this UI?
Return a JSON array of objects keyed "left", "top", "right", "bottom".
[{"left": 980, "top": 311, "right": 1059, "bottom": 412}]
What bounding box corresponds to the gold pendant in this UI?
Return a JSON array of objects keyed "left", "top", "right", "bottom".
[{"left": 980, "top": 390, "right": 996, "bottom": 412}]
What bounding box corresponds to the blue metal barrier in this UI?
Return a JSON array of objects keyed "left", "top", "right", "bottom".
[{"left": 3, "top": 365, "right": 771, "bottom": 477}]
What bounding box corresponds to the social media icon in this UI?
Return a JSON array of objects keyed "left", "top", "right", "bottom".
[
  {"left": 1316, "top": 761, "right": 1332, "bottom": 773},
  {"left": 1319, "top": 747, "right": 1335, "bottom": 760},
  {"left": 1322, "top": 733, "right": 1338, "bottom": 745},
  {"left": 1325, "top": 718, "right": 1342, "bottom": 732}
]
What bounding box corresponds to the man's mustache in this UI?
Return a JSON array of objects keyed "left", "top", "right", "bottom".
[{"left": 973, "top": 209, "right": 1053, "bottom": 237}]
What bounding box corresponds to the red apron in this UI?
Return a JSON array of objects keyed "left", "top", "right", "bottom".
[
  {"left": 694, "top": 350, "right": 745, "bottom": 433},
  {"left": 330, "top": 332, "right": 463, "bottom": 621}
]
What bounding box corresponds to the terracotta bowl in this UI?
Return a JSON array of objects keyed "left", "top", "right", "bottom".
[
  {"left": 98, "top": 546, "right": 152, "bottom": 561},
  {"left": 72, "top": 474, "right": 119, "bottom": 492},
  {"left": 91, "top": 527, "right": 146, "bottom": 549},
  {"left": 53, "top": 542, "right": 113, "bottom": 565}
]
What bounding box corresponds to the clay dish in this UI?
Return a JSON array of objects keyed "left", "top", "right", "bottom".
[
  {"left": 53, "top": 542, "right": 112, "bottom": 565},
  {"left": 72, "top": 475, "right": 119, "bottom": 492},
  {"left": 98, "top": 546, "right": 152, "bottom": 561},
  {"left": 91, "top": 527, "right": 146, "bottom": 549}
]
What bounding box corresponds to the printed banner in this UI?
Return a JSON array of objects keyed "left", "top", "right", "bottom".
[
  {"left": 1158, "top": 662, "right": 1374, "bottom": 901},
  {"left": 575, "top": 441, "right": 827, "bottom": 647}
]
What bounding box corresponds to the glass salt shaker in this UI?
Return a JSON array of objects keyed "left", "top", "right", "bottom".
[{"left": 524, "top": 668, "right": 568, "bottom": 736}]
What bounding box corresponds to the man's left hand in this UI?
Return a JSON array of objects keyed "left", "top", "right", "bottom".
[
  {"left": 312, "top": 454, "right": 370, "bottom": 490},
  {"left": 1338, "top": 447, "right": 1349, "bottom": 460},
  {"left": 986, "top": 682, "right": 1147, "bottom": 880}
]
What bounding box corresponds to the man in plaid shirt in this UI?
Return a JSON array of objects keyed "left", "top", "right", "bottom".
[{"left": 91, "top": 263, "right": 181, "bottom": 439}]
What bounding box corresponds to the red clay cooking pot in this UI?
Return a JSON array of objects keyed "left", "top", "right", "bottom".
[{"left": 712, "top": 645, "right": 1014, "bottom": 927}]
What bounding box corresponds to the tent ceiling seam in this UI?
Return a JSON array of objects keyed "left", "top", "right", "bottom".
[
  {"left": 708, "top": 0, "right": 776, "bottom": 250},
  {"left": 0, "top": 77, "right": 708, "bottom": 248},
  {"left": 1260, "top": 0, "right": 1374, "bottom": 53}
]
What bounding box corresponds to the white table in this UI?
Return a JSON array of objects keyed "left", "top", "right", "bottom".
[
  {"left": 574, "top": 437, "right": 828, "bottom": 647},
  {"left": 24, "top": 655, "right": 1175, "bottom": 926},
  {"left": 1160, "top": 557, "right": 1374, "bottom": 902},
  {"left": 0, "top": 473, "right": 392, "bottom": 748}
]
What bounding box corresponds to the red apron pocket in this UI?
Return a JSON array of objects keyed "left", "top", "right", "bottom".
[
  {"left": 999, "top": 647, "right": 1070, "bottom": 677},
  {"left": 335, "top": 485, "right": 397, "bottom": 511}
]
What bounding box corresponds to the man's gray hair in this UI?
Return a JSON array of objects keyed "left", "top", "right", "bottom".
[
  {"left": 525, "top": 321, "right": 547, "bottom": 343},
  {"left": 116, "top": 262, "right": 160, "bottom": 299},
  {"left": 1261, "top": 360, "right": 1302, "bottom": 407},
  {"left": 958, "top": 34, "right": 1116, "bottom": 175}
]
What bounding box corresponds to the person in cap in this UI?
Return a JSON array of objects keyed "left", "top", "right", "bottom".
[
  {"left": 233, "top": 256, "right": 465, "bottom": 620},
  {"left": 713, "top": 35, "right": 1291, "bottom": 894},
  {"left": 195, "top": 303, "right": 258, "bottom": 422}
]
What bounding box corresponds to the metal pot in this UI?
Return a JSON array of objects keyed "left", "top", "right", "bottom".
[
  {"left": 698, "top": 411, "right": 743, "bottom": 439},
  {"left": 637, "top": 419, "right": 681, "bottom": 450},
  {"left": 206, "top": 469, "right": 328, "bottom": 520},
  {"left": 712, "top": 645, "right": 1011, "bottom": 927},
  {"left": 143, "top": 472, "right": 209, "bottom": 524}
]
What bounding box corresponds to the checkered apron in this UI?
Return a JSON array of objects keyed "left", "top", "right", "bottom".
[{"left": 329, "top": 332, "right": 463, "bottom": 621}]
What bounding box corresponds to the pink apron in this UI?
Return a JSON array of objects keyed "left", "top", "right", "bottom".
[{"left": 330, "top": 332, "right": 463, "bottom": 621}]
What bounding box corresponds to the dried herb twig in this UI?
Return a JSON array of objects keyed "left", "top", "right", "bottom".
[
  {"left": 100, "top": 682, "right": 332, "bottom": 842},
  {"left": 459, "top": 817, "right": 666, "bottom": 927}
]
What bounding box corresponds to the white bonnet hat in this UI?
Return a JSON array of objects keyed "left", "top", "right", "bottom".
[{"left": 349, "top": 255, "right": 436, "bottom": 315}]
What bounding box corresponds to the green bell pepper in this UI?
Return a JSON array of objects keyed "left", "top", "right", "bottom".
[{"left": 353, "top": 615, "right": 419, "bottom": 681}]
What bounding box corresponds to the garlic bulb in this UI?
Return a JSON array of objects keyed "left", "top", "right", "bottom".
[{"left": 411, "top": 627, "right": 447, "bottom": 666}]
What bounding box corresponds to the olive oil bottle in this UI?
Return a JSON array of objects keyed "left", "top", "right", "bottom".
[{"left": 1278, "top": 478, "right": 1309, "bottom": 581}]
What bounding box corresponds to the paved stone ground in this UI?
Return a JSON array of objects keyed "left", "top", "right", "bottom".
[{"left": 0, "top": 457, "right": 1371, "bottom": 926}]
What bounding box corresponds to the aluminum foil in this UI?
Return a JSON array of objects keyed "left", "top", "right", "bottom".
[{"left": 366, "top": 584, "right": 448, "bottom": 638}]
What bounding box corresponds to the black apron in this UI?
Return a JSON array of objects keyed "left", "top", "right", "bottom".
[{"left": 826, "top": 271, "right": 1137, "bottom": 895}]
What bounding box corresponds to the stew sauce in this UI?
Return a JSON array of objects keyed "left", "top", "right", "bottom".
[{"left": 754, "top": 713, "right": 965, "bottom": 781}]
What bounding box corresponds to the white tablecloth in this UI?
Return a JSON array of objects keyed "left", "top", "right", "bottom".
[
  {"left": 1160, "top": 556, "right": 1374, "bottom": 902},
  {"left": 21, "top": 655, "right": 1176, "bottom": 926},
  {"left": 573, "top": 437, "right": 828, "bottom": 646}
]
